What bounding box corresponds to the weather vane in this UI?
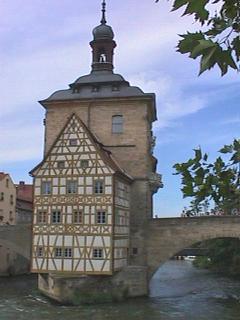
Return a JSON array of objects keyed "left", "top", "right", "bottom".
[{"left": 101, "top": 0, "right": 107, "bottom": 24}]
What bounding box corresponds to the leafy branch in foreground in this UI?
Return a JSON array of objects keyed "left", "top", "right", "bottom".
[
  {"left": 156, "top": 0, "right": 240, "bottom": 76},
  {"left": 173, "top": 139, "right": 240, "bottom": 215}
]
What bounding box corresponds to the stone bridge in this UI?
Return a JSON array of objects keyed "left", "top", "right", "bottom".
[
  {"left": 146, "top": 216, "right": 240, "bottom": 277},
  {"left": 0, "top": 224, "right": 32, "bottom": 260}
]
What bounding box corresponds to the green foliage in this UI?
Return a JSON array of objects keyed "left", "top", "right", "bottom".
[
  {"left": 195, "top": 238, "right": 240, "bottom": 276},
  {"left": 155, "top": 0, "right": 240, "bottom": 75},
  {"left": 173, "top": 139, "right": 240, "bottom": 215}
]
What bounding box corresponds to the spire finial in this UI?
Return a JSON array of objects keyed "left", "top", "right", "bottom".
[{"left": 101, "top": 0, "right": 107, "bottom": 24}]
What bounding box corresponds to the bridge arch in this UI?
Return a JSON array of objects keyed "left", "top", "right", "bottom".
[{"left": 146, "top": 216, "right": 240, "bottom": 277}]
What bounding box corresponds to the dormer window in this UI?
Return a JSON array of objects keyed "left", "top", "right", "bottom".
[
  {"left": 112, "top": 85, "right": 119, "bottom": 92},
  {"left": 112, "top": 115, "right": 123, "bottom": 134},
  {"left": 92, "top": 86, "right": 99, "bottom": 93}
]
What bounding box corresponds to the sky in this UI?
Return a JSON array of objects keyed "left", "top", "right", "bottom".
[{"left": 0, "top": 0, "right": 239, "bottom": 217}]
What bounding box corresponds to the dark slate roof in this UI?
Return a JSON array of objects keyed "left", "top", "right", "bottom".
[
  {"left": 42, "top": 71, "right": 155, "bottom": 102},
  {"left": 92, "top": 24, "right": 114, "bottom": 40}
]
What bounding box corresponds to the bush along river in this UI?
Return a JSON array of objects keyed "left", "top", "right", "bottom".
[{"left": 1, "top": 260, "right": 240, "bottom": 320}]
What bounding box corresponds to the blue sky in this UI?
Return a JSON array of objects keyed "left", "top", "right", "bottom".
[{"left": 0, "top": 0, "right": 239, "bottom": 217}]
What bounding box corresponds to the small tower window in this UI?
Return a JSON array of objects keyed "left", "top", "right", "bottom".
[
  {"left": 112, "top": 115, "right": 123, "bottom": 134},
  {"left": 94, "top": 180, "right": 104, "bottom": 194},
  {"left": 112, "top": 85, "right": 119, "bottom": 92},
  {"left": 0, "top": 192, "right": 4, "bottom": 201},
  {"left": 10, "top": 195, "right": 14, "bottom": 205},
  {"left": 92, "top": 86, "right": 99, "bottom": 93},
  {"left": 6, "top": 179, "right": 9, "bottom": 188}
]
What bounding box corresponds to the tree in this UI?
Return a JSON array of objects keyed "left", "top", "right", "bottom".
[
  {"left": 173, "top": 139, "right": 240, "bottom": 215},
  {"left": 156, "top": 0, "right": 240, "bottom": 76}
]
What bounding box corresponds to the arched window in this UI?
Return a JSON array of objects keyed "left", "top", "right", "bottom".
[
  {"left": 98, "top": 48, "right": 107, "bottom": 63},
  {"left": 112, "top": 115, "right": 123, "bottom": 133}
]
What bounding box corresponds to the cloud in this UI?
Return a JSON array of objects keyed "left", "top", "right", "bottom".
[{"left": 128, "top": 72, "right": 207, "bottom": 130}]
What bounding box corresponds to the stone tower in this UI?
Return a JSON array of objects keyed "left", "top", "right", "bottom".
[{"left": 30, "top": 1, "right": 162, "bottom": 303}]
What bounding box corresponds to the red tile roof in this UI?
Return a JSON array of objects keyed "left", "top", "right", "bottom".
[{"left": 16, "top": 183, "right": 33, "bottom": 202}]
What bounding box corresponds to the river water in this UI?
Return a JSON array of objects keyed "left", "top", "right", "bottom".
[{"left": 1, "top": 260, "right": 240, "bottom": 320}]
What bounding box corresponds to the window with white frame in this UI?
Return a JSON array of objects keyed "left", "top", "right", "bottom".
[
  {"left": 52, "top": 211, "right": 61, "bottom": 223},
  {"left": 38, "top": 211, "right": 47, "bottom": 224},
  {"left": 112, "top": 115, "right": 123, "bottom": 134},
  {"left": 92, "top": 248, "right": 103, "bottom": 259},
  {"left": 73, "top": 211, "right": 83, "bottom": 224},
  {"left": 94, "top": 180, "right": 104, "bottom": 194},
  {"left": 66, "top": 180, "right": 78, "bottom": 194},
  {"left": 37, "top": 247, "right": 44, "bottom": 257},
  {"left": 64, "top": 248, "right": 72, "bottom": 258},
  {"left": 97, "top": 211, "right": 106, "bottom": 224},
  {"left": 41, "top": 181, "right": 52, "bottom": 195},
  {"left": 55, "top": 247, "right": 62, "bottom": 257}
]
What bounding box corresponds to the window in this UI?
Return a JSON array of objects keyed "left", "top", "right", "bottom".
[
  {"left": 57, "top": 161, "right": 65, "bottom": 169},
  {"left": 92, "top": 86, "right": 99, "bottom": 93},
  {"left": 73, "top": 211, "right": 83, "bottom": 224},
  {"left": 112, "top": 115, "right": 123, "bottom": 133},
  {"left": 0, "top": 192, "right": 4, "bottom": 201},
  {"left": 132, "top": 248, "right": 138, "bottom": 255},
  {"left": 69, "top": 139, "right": 77, "bottom": 146},
  {"left": 92, "top": 248, "right": 103, "bottom": 259},
  {"left": 94, "top": 180, "right": 104, "bottom": 194},
  {"left": 52, "top": 211, "right": 61, "bottom": 224},
  {"left": 112, "top": 85, "right": 119, "bottom": 92},
  {"left": 64, "top": 248, "right": 72, "bottom": 258},
  {"left": 66, "top": 180, "right": 78, "bottom": 194},
  {"left": 55, "top": 247, "right": 62, "bottom": 258},
  {"left": 6, "top": 179, "right": 9, "bottom": 188},
  {"left": 9, "top": 211, "right": 13, "bottom": 222},
  {"left": 38, "top": 211, "right": 47, "bottom": 224},
  {"left": 80, "top": 160, "right": 88, "bottom": 169},
  {"left": 37, "top": 247, "right": 44, "bottom": 257},
  {"left": 10, "top": 195, "right": 14, "bottom": 205},
  {"left": 41, "top": 181, "right": 51, "bottom": 195},
  {"left": 97, "top": 211, "right": 106, "bottom": 224}
]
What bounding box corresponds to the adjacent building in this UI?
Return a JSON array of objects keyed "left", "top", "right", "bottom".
[
  {"left": 0, "top": 173, "right": 16, "bottom": 225},
  {"left": 16, "top": 181, "right": 33, "bottom": 224}
]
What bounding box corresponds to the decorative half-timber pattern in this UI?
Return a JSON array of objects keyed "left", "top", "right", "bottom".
[{"left": 31, "top": 114, "right": 131, "bottom": 275}]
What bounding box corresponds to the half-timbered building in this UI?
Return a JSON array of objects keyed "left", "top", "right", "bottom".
[{"left": 31, "top": 114, "right": 132, "bottom": 274}]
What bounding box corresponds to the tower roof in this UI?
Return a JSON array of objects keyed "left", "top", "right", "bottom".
[{"left": 92, "top": 0, "right": 114, "bottom": 40}]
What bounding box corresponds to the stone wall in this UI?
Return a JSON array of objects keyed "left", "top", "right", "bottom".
[{"left": 38, "top": 265, "right": 148, "bottom": 305}]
